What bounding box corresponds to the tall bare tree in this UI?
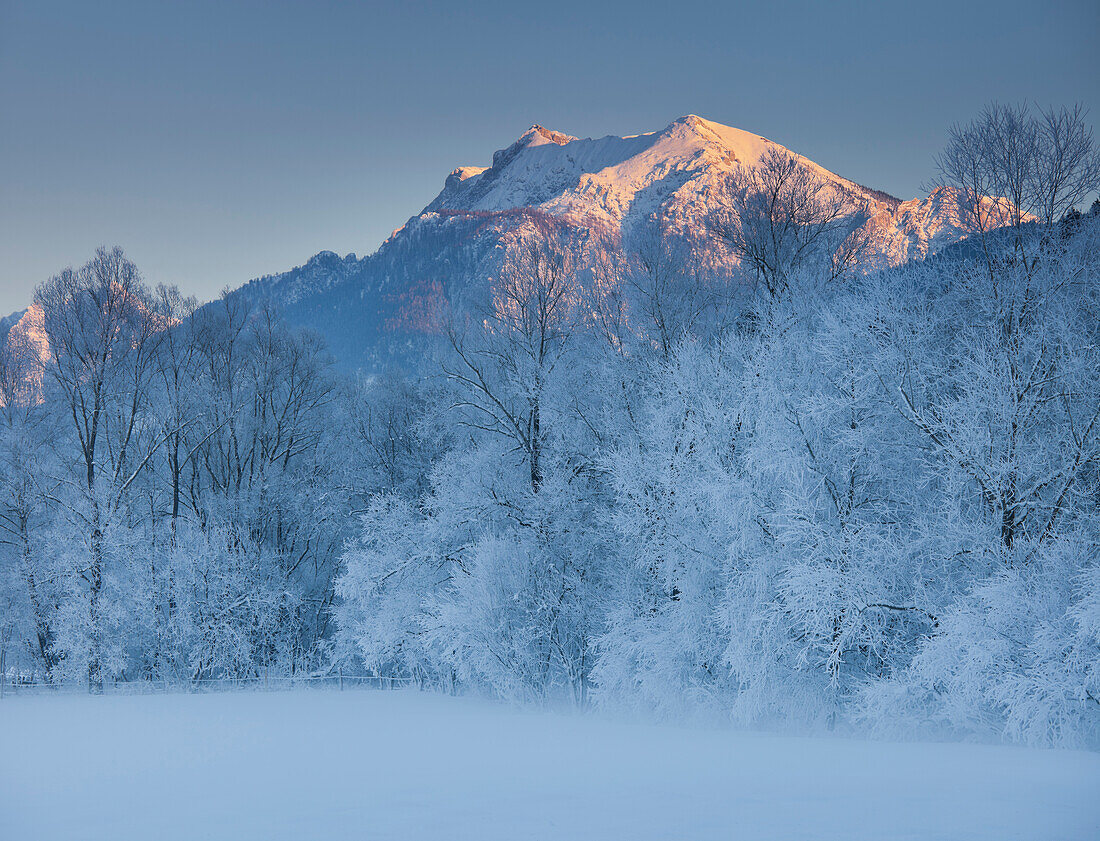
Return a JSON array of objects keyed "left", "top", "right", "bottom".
[
  {"left": 709, "top": 147, "right": 865, "bottom": 298},
  {"left": 445, "top": 230, "right": 580, "bottom": 491},
  {"left": 932, "top": 102, "right": 1100, "bottom": 241},
  {"left": 1033, "top": 104, "right": 1100, "bottom": 227},
  {"left": 149, "top": 286, "right": 200, "bottom": 537}
]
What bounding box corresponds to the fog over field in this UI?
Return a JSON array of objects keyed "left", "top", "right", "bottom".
[{"left": 3, "top": 690, "right": 1098, "bottom": 841}]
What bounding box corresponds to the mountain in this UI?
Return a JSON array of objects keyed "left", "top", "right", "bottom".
[
  {"left": 0, "top": 304, "right": 49, "bottom": 403},
  {"left": 222, "top": 115, "right": 984, "bottom": 371},
  {"left": 0, "top": 305, "right": 49, "bottom": 365},
  {"left": 4, "top": 116, "right": 987, "bottom": 374}
]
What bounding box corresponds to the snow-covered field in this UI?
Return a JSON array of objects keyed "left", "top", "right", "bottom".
[{"left": 1, "top": 689, "right": 1097, "bottom": 841}]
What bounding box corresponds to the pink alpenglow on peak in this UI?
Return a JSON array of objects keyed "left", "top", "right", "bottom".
[{"left": 422, "top": 115, "right": 981, "bottom": 270}]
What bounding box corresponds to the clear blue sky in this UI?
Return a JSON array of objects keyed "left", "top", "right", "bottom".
[{"left": 1, "top": 0, "right": 1097, "bottom": 313}]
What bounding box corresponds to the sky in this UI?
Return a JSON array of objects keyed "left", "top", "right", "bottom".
[{"left": 1, "top": 0, "right": 1098, "bottom": 314}]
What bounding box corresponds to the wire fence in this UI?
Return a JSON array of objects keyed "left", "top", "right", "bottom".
[{"left": 0, "top": 672, "right": 417, "bottom": 698}]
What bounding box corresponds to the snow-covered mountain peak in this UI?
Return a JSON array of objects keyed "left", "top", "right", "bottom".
[
  {"left": 482, "top": 124, "right": 579, "bottom": 178},
  {"left": 4, "top": 304, "right": 49, "bottom": 362},
  {"left": 423, "top": 114, "right": 887, "bottom": 234},
  {"left": 665, "top": 114, "right": 772, "bottom": 159},
  {"left": 515, "top": 124, "right": 578, "bottom": 149}
]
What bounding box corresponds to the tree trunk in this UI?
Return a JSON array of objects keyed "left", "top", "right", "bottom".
[
  {"left": 88, "top": 498, "right": 104, "bottom": 693},
  {"left": 530, "top": 398, "right": 541, "bottom": 492},
  {"left": 20, "top": 518, "right": 55, "bottom": 680}
]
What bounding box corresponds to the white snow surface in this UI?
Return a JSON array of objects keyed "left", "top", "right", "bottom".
[{"left": 2, "top": 689, "right": 1097, "bottom": 841}]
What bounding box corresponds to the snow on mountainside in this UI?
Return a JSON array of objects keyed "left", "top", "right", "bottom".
[
  {"left": 237, "top": 250, "right": 361, "bottom": 308},
  {"left": 2, "top": 305, "right": 50, "bottom": 362},
  {"left": 0, "top": 304, "right": 50, "bottom": 403},
  {"left": 220, "top": 115, "right": 995, "bottom": 371},
  {"left": 870, "top": 186, "right": 985, "bottom": 265},
  {"left": 425, "top": 116, "right": 877, "bottom": 230},
  {"left": 1, "top": 291, "right": 180, "bottom": 404},
  {"left": 417, "top": 113, "right": 993, "bottom": 267}
]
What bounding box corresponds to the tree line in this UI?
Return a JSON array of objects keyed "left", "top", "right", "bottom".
[{"left": 2, "top": 103, "right": 1099, "bottom": 747}]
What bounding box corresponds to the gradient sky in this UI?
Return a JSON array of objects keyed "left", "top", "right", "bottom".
[{"left": 1, "top": 0, "right": 1098, "bottom": 314}]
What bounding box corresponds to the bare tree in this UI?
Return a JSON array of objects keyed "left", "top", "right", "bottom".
[
  {"left": 445, "top": 231, "right": 580, "bottom": 491},
  {"left": 189, "top": 291, "right": 251, "bottom": 508},
  {"left": 933, "top": 102, "right": 1100, "bottom": 236},
  {"left": 191, "top": 297, "right": 337, "bottom": 543},
  {"left": 709, "top": 147, "right": 863, "bottom": 298},
  {"left": 346, "top": 369, "right": 431, "bottom": 496},
  {"left": 1033, "top": 104, "right": 1100, "bottom": 226},
  {"left": 150, "top": 286, "right": 200, "bottom": 537}
]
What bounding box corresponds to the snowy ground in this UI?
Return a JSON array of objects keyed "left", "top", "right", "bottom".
[{"left": 1, "top": 689, "right": 1097, "bottom": 841}]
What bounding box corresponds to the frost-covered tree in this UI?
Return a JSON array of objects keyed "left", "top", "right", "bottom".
[
  {"left": 595, "top": 337, "right": 746, "bottom": 714},
  {"left": 335, "top": 494, "right": 445, "bottom": 686},
  {"left": 0, "top": 250, "right": 359, "bottom": 688},
  {"left": 852, "top": 220, "right": 1100, "bottom": 746},
  {"left": 622, "top": 220, "right": 719, "bottom": 359},
  {"left": 183, "top": 297, "right": 346, "bottom": 676},
  {"left": 444, "top": 229, "right": 583, "bottom": 491},
  {"left": 35, "top": 248, "right": 165, "bottom": 689},
  {"left": 0, "top": 333, "right": 57, "bottom": 680},
  {"left": 338, "top": 229, "right": 615, "bottom": 704}
]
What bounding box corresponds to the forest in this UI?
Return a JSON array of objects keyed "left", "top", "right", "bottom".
[{"left": 2, "top": 103, "right": 1099, "bottom": 750}]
